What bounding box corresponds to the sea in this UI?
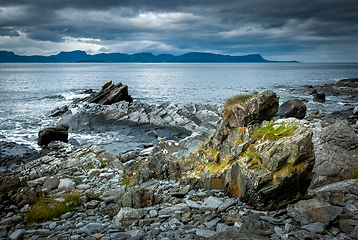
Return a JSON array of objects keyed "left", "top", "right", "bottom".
[{"left": 1, "top": 62, "right": 358, "bottom": 152}]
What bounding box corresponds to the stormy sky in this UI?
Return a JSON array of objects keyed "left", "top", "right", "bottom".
[{"left": 1, "top": 0, "right": 358, "bottom": 62}]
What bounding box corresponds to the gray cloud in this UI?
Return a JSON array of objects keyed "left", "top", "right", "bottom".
[{"left": 0, "top": 0, "right": 357, "bottom": 61}]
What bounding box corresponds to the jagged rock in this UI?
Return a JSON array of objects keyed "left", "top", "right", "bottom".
[
  {"left": 85, "top": 81, "right": 133, "bottom": 105},
  {"left": 38, "top": 124, "right": 69, "bottom": 146},
  {"left": 310, "top": 120, "right": 358, "bottom": 189},
  {"left": 276, "top": 99, "right": 307, "bottom": 119},
  {"left": 254, "top": 127, "right": 313, "bottom": 172},
  {"left": 202, "top": 126, "right": 315, "bottom": 210},
  {"left": 211, "top": 90, "right": 279, "bottom": 150}
]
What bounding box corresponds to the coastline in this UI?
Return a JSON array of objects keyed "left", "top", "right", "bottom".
[{"left": 0, "top": 79, "right": 358, "bottom": 239}]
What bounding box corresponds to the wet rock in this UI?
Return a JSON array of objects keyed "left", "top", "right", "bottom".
[
  {"left": 38, "top": 124, "right": 69, "bottom": 146},
  {"left": 310, "top": 89, "right": 326, "bottom": 103},
  {"left": 276, "top": 99, "right": 307, "bottom": 119},
  {"left": 46, "top": 105, "right": 69, "bottom": 117}
]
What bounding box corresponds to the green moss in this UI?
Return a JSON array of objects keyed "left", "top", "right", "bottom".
[
  {"left": 251, "top": 122, "right": 298, "bottom": 142},
  {"left": 25, "top": 193, "right": 80, "bottom": 223},
  {"left": 204, "top": 160, "right": 231, "bottom": 174},
  {"left": 243, "top": 150, "right": 259, "bottom": 159},
  {"left": 349, "top": 169, "right": 358, "bottom": 179}
]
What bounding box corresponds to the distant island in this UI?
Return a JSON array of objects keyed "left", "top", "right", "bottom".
[{"left": 0, "top": 50, "right": 299, "bottom": 63}]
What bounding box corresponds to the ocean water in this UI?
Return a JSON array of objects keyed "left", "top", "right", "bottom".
[{"left": 1, "top": 62, "right": 358, "bottom": 151}]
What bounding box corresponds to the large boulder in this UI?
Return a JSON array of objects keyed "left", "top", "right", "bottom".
[
  {"left": 276, "top": 99, "right": 307, "bottom": 119},
  {"left": 211, "top": 90, "right": 279, "bottom": 149},
  {"left": 310, "top": 120, "right": 358, "bottom": 189},
  {"left": 202, "top": 126, "right": 315, "bottom": 210},
  {"left": 85, "top": 81, "right": 133, "bottom": 105},
  {"left": 38, "top": 123, "right": 69, "bottom": 146}
]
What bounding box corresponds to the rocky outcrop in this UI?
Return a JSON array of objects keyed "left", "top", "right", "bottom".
[
  {"left": 201, "top": 125, "right": 315, "bottom": 210},
  {"left": 211, "top": 90, "right": 279, "bottom": 150},
  {"left": 310, "top": 120, "right": 358, "bottom": 189},
  {"left": 80, "top": 81, "right": 133, "bottom": 105},
  {"left": 55, "top": 100, "right": 220, "bottom": 155},
  {"left": 38, "top": 123, "right": 69, "bottom": 146},
  {"left": 276, "top": 99, "right": 307, "bottom": 119}
]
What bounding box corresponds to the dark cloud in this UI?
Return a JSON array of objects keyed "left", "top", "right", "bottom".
[{"left": 0, "top": 0, "right": 357, "bottom": 61}]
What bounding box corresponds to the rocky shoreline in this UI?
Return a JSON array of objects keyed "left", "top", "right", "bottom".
[{"left": 1, "top": 80, "right": 358, "bottom": 240}]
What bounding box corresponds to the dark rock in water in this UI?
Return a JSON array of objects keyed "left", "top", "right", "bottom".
[
  {"left": 0, "top": 134, "right": 5, "bottom": 139},
  {"left": 38, "top": 123, "right": 69, "bottom": 146},
  {"left": 277, "top": 99, "right": 307, "bottom": 119},
  {"left": 46, "top": 105, "right": 69, "bottom": 117},
  {"left": 82, "top": 89, "right": 94, "bottom": 94},
  {"left": 310, "top": 89, "right": 326, "bottom": 103},
  {"left": 84, "top": 81, "right": 133, "bottom": 105}
]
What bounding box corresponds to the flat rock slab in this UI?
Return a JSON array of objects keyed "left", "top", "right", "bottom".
[{"left": 200, "top": 196, "right": 223, "bottom": 211}]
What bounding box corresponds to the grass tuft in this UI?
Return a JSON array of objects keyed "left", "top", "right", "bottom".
[
  {"left": 223, "top": 94, "right": 254, "bottom": 119},
  {"left": 25, "top": 193, "right": 80, "bottom": 224}
]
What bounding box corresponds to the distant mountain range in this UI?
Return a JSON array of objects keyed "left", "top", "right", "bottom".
[{"left": 0, "top": 50, "right": 299, "bottom": 63}]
